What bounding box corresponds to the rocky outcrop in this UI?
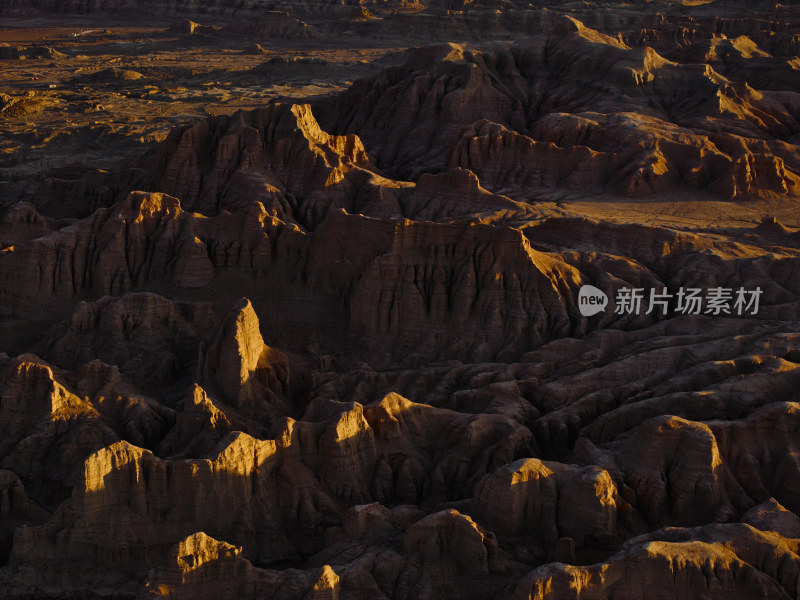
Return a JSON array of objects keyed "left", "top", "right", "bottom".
[
  {"left": 155, "top": 384, "right": 267, "bottom": 458},
  {"left": 0, "top": 353, "right": 174, "bottom": 510},
  {"left": 4, "top": 186, "right": 604, "bottom": 363},
  {"left": 448, "top": 120, "right": 610, "bottom": 196},
  {"left": 2, "top": 390, "right": 531, "bottom": 593},
  {"left": 199, "top": 298, "right": 294, "bottom": 423},
  {"left": 3, "top": 3, "right": 800, "bottom": 598},
  {"left": 0, "top": 191, "right": 303, "bottom": 319},
  {"left": 742, "top": 498, "right": 800, "bottom": 538},
  {"left": 513, "top": 523, "right": 800, "bottom": 600},
  {"left": 143, "top": 533, "right": 343, "bottom": 600},
  {"left": 404, "top": 509, "right": 495, "bottom": 573},
  {"left": 169, "top": 19, "right": 214, "bottom": 36},
  {"left": 32, "top": 103, "right": 371, "bottom": 222},
  {"left": 334, "top": 213, "right": 583, "bottom": 362},
  {"left": 41, "top": 293, "right": 218, "bottom": 387},
  {"left": 473, "top": 458, "right": 639, "bottom": 550},
  {"left": 320, "top": 43, "right": 523, "bottom": 180},
  {"left": 321, "top": 26, "right": 800, "bottom": 200},
  {"left": 133, "top": 103, "right": 368, "bottom": 224}
]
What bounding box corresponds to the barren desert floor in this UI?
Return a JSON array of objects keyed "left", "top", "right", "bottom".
[{"left": 2, "top": 1, "right": 800, "bottom": 599}]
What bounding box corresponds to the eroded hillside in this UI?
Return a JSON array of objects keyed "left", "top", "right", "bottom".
[{"left": 1, "top": 2, "right": 800, "bottom": 598}]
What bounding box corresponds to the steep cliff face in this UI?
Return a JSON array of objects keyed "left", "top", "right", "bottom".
[
  {"left": 2, "top": 188, "right": 588, "bottom": 363},
  {"left": 0, "top": 353, "right": 174, "bottom": 511},
  {"left": 473, "top": 458, "right": 637, "bottom": 547},
  {"left": 199, "top": 298, "right": 294, "bottom": 424},
  {"left": 342, "top": 216, "right": 581, "bottom": 361},
  {"left": 0, "top": 191, "right": 292, "bottom": 318},
  {"left": 13, "top": 179, "right": 795, "bottom": 366},
  {"left": 137, "top": 104, "right": 369, "bottom": 221},
  {"left": 33, "top": 104, "right": 371, "bottom": 222}
]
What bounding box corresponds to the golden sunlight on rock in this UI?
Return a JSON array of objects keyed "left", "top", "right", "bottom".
[{"left": 2, "top": 0, "right": 800, "bottom": 597}]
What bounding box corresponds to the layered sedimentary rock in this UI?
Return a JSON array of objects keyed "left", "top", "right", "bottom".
[
  {"left": 2, "top": 3, "right": 800, "bottom": 599},
  {"left": 198, "top": 298, "right": 295, "bottom": 425},
  {"left": 321, "top": 25, "right": 800, "bottom": 200},
  {"left": 4, "top": 390, "right": 530, "bottom": 592},
  {"left": 473, "top": 458, "right": 638, "bottom": 548},
  {"left": 41, "top": 292, "right": 218, "bottom": 387},
  {"left": 3, "top": 185, "right": 595, "bottom": 363},
  {"left": 513, "top": 524, "right": 800, "bottom": 600}
]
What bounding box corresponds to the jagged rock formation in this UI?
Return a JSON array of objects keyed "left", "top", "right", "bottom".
[
  {"left": 41, "top": 293, "right": 218, "bottom": 387},
  {"left": 513, "top": 523, "right": 800, "bottom": 600},
  {"left": 320, "top": 28, "right": 800, "bottom": 200},
  {"left": 1, "top": 188, "right": 583, "bottom": 362},
  {"left": 198, "top": 298, "right": 294, "bottom": 424},
  {"left": 2, "top": 2, "right": 800, "bottom": 599},
  {"left": 473, "top": 458, "right": 639, "bottom": 548},
  {"left": 3, "top": 387, "right": 531, "bottom": 593}
]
